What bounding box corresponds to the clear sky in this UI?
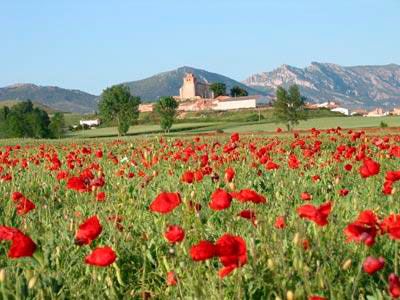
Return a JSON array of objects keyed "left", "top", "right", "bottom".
[{"left": 1, "top": 0, "right": 399, "bottom": 95}]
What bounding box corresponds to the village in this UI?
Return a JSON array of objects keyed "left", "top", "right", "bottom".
[{"left": 80, "top": 73, "right": 400, "bottom": 128}]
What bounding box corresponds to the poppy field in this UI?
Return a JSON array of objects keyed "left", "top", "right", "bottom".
[{"left": 1, "top": 128, "right": 400, "bottom": 299}]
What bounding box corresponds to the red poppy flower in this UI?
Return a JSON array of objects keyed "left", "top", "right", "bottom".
[
  {"left": 344, "top": 210, "right": 379, "bottom": 246},
  {"left": 359, "top": 158, "right": 380, "bottom": 178},
  {"left": 149, "top": 192, "right": 181, "bottom": 214},
  {"left": 288, "top": 154, "right": 300, "bottom": 169},
  {"left": 231, "top": 189, "right": 266, "bottom": 204},
  {"left": 190, "top": 240, "right": 216, "bottom": 261},
  {"left": 164, "top": 225, "right": 185, "bottom": 244},
  {"left": 67, "top": 176, "right": 89, "bottom": 192},
  {"left": 312, "top": 175, "right": 321, "bottom": 183},
  {"left": 389, "top": 273, "right": 400, "bottom": 298},
  {"left": 297, "top": 202, "right": 332, "bottom": 226},
  {"left": 209, "top": 189, "right": 232, "bottom": 211},
  {"left": 166, "top": 271, "right": 177, "bottom": 286},
  {"left": 344, "top": 164, "right": 353, "bottom": 171},
  {"left": 230, "top": 132, "right": 240, "bottom": 143},
  {"left": 11, "top": 192, "right": 23, "bottom": 202},
  {"left": 274, "top": 216, "right": 286, "bottom": 229},
  {"left": 224, "top": 167, "right": 235, "bottom": 182},
  {"left": 363, "top": 256, "right": 385, "bottom": 274},
  {"left": 181, "top": 171, "right": 195, "bottom": 184},
  {"left": 96, "top": 192, "right": 106, "bottom": 202},
  {"left": 301, "top": 192, "right": 312, "bottom": 201},
  {"left": 15, "top": 197, "right": 36, "bottom": 215},
  {"left": 265, "top": 161, "right": 280, "bottom": 170},
  {"left": 0, "top": 226, "right": 36, "bottom": 258},
  {"left": 339, "top": 189, "right": 349, "bottom": 197},
  {"left": 194, "top": 170, "right": 203, "bottom": 182},
  {"left": 85, "top": 246, "right": 116, "bottom": 267},
  {"left": 308, "top": 296, "right": 327, "bottom": 300},
  {"left": 215, "top": 234, "right": 247, "bottom": 278},
  {"left": 381, "top": 214, "right": 400, "bottom": 240},
  {"left": 238, "top": 210, "right": 257, "bottom": 226},
  {"left": 75, "top": 216, "right": 102, "bottom": 246}
]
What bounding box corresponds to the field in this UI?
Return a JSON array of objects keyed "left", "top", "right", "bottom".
[
  {"left": 1, "top": 126, "right": 400, "bottom": 299},
  {"left": 68, "top": 115, "right": 400, "bottom": 138}
]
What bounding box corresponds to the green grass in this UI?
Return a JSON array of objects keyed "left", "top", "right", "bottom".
[{"left": 68, "top": 115, "right": 400, "bottom": 138}]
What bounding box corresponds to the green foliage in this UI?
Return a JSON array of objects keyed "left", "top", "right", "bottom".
[
  {"left": 154, "top": 96, "right": 179, "bottom": 132},
  {"left": 209, "top": 82, "right": 226, "bottom": 98},
  {"left": 49, "top": 113, "right": 66, "bottom": 138},
  {"left": 380, "top": 121, "right": 388, "bottom": 128},
  {"left": 0, "top": 100, "right": 53, "bottom": 138},
  {"left": 99, "top": 85, "right": 141, "bottom": 136},
  {"left": 273, "top": 85, "right": 307, "bottom": 131},
  {"left": 230, "top": 85, "right": 248, "bottom": 97}
]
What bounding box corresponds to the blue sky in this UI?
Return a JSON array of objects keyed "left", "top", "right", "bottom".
[{"left": 1, "top": 0, "right": 399, "bottom": 95}]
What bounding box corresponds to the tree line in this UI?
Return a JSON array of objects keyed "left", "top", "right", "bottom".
[{"left": 0, "top": 100, "right": 65, "bottom": 139}]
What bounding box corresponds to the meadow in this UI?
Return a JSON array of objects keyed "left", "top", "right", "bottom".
[
  {"left": 68, "top": 115, "right": 400, "bottom": 138},
  {"left": 1, "top": 126, "right": 400, "bottom": 299}
]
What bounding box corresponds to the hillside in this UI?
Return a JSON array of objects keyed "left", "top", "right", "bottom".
[
  {"left": 0, "top": 100, "right": 58, "bottom": 114},
  {"left": 0, "top": 84, "right": 98, "bottom": 113},
  {"left": 122, "top": 66, "right": 267, "bottom": 102},
  {"left": 244, "top": 62, "right": 400, "bottom": 108}
]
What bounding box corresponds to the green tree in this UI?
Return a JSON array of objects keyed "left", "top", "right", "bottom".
[
  {"left": 154, "top": 96, "right": 179, "bottom": 133},
  {"left": 230, "top": 86, "right": 248, "bottom": 97},
  {"left": 273, "top": 85, "right": 307, "bottom": 131},
  {"left": 99, "top": 85, "right": 141, "bottom": 136},
  {"left": 26, "top": 108, "right": 51, "bottom": 138},
  {"left": 49, "top": 112, "right": 66, "bottom": 138},
  {"left": 210, "top": 82, "right": 226, "bottom": 98}
]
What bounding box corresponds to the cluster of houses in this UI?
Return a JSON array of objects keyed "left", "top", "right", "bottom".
[
  {"left": 139, "top": 73, "right": 271, "bottom": 113},
  {"left": 306, "top": 101, "right": 400, "bottom": 117}
]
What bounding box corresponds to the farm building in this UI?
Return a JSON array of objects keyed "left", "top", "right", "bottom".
[
  {"left": 80, "top": 119, "right": 101, "bottom": 127},
  {"left": 331, "top": 107, "right": 350, "bottom": 116},
  {"left": 212, "top": 96, "right": 267, "bottom": 111}
]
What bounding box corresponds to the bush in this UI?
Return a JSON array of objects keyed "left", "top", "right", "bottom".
[{"left": 380, "top": 121, "right": 388, "bottom": 128}]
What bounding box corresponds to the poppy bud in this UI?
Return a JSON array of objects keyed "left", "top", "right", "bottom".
[
  {"left": 293, "top": 233, "right": 300, "bottom": 245},
  {"left": 190, "top": 191, "right": 195, "bottom": 199},
  {"left": 0, "top": 269, "right": 5, "bottom": 283},
  {"left": 28, "top": 276, "right": 37, "bottom": 289},
  {"left": 286, "top": 290, "right": 294, "bottom": 300},
  {"left": 106, "top": 275, "right": 113, "bottom": 287},
  {"left": 267, "top": 258, "right": 274, "bottom": 270},
  {"left": 342, "top": 259, "right": 352, "bottom": 270}
]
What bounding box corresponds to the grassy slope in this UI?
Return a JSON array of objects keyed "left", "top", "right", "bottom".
[{"left": 69, "top": 116, "right": 400, "bottom": 138}]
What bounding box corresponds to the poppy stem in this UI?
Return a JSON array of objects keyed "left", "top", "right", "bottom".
[{"left": 395, "top": 242, "right": 399, "bottom": 275}]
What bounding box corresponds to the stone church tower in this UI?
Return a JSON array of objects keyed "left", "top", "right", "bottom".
[{"left": 179, "top": 73, "right": 213, "bottom": 100}]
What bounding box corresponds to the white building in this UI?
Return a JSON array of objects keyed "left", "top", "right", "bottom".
[
  {"left": 212, "top": 96, "right": 268, "bottom": 111},
  {"left": 80, "top": 119, "right": 101, "bottom": 127},
  {"left": 331, "top": 107, "right": 350, "bottom": 116}
]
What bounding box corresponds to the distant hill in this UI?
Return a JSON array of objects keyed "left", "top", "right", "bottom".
[
  {"left": 0, "top": 84, "right": 98, "bottom": 113},
  {"left": 243, "top": 62, "right": 400, "bottom": 108},
  {"left": 0, "top": 100, "right": 58, "bottom": 114},
  {"left": 122, "top": 66, "right": 267, "bottom": 102}
]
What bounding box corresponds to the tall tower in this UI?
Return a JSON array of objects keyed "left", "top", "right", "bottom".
[{"left": 179, "top": 73, "right": 197, "bottom": 99}]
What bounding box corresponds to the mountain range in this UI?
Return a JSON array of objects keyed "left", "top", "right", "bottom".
[
  {"left": 244, "top": 62, "right": 400, "bottom": 109},
  {"left": 1, "top": 63, "right": 399, "bottom": 113},
  {"left": 0, "top": 84, "right": 98, "bottom": 113}
]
